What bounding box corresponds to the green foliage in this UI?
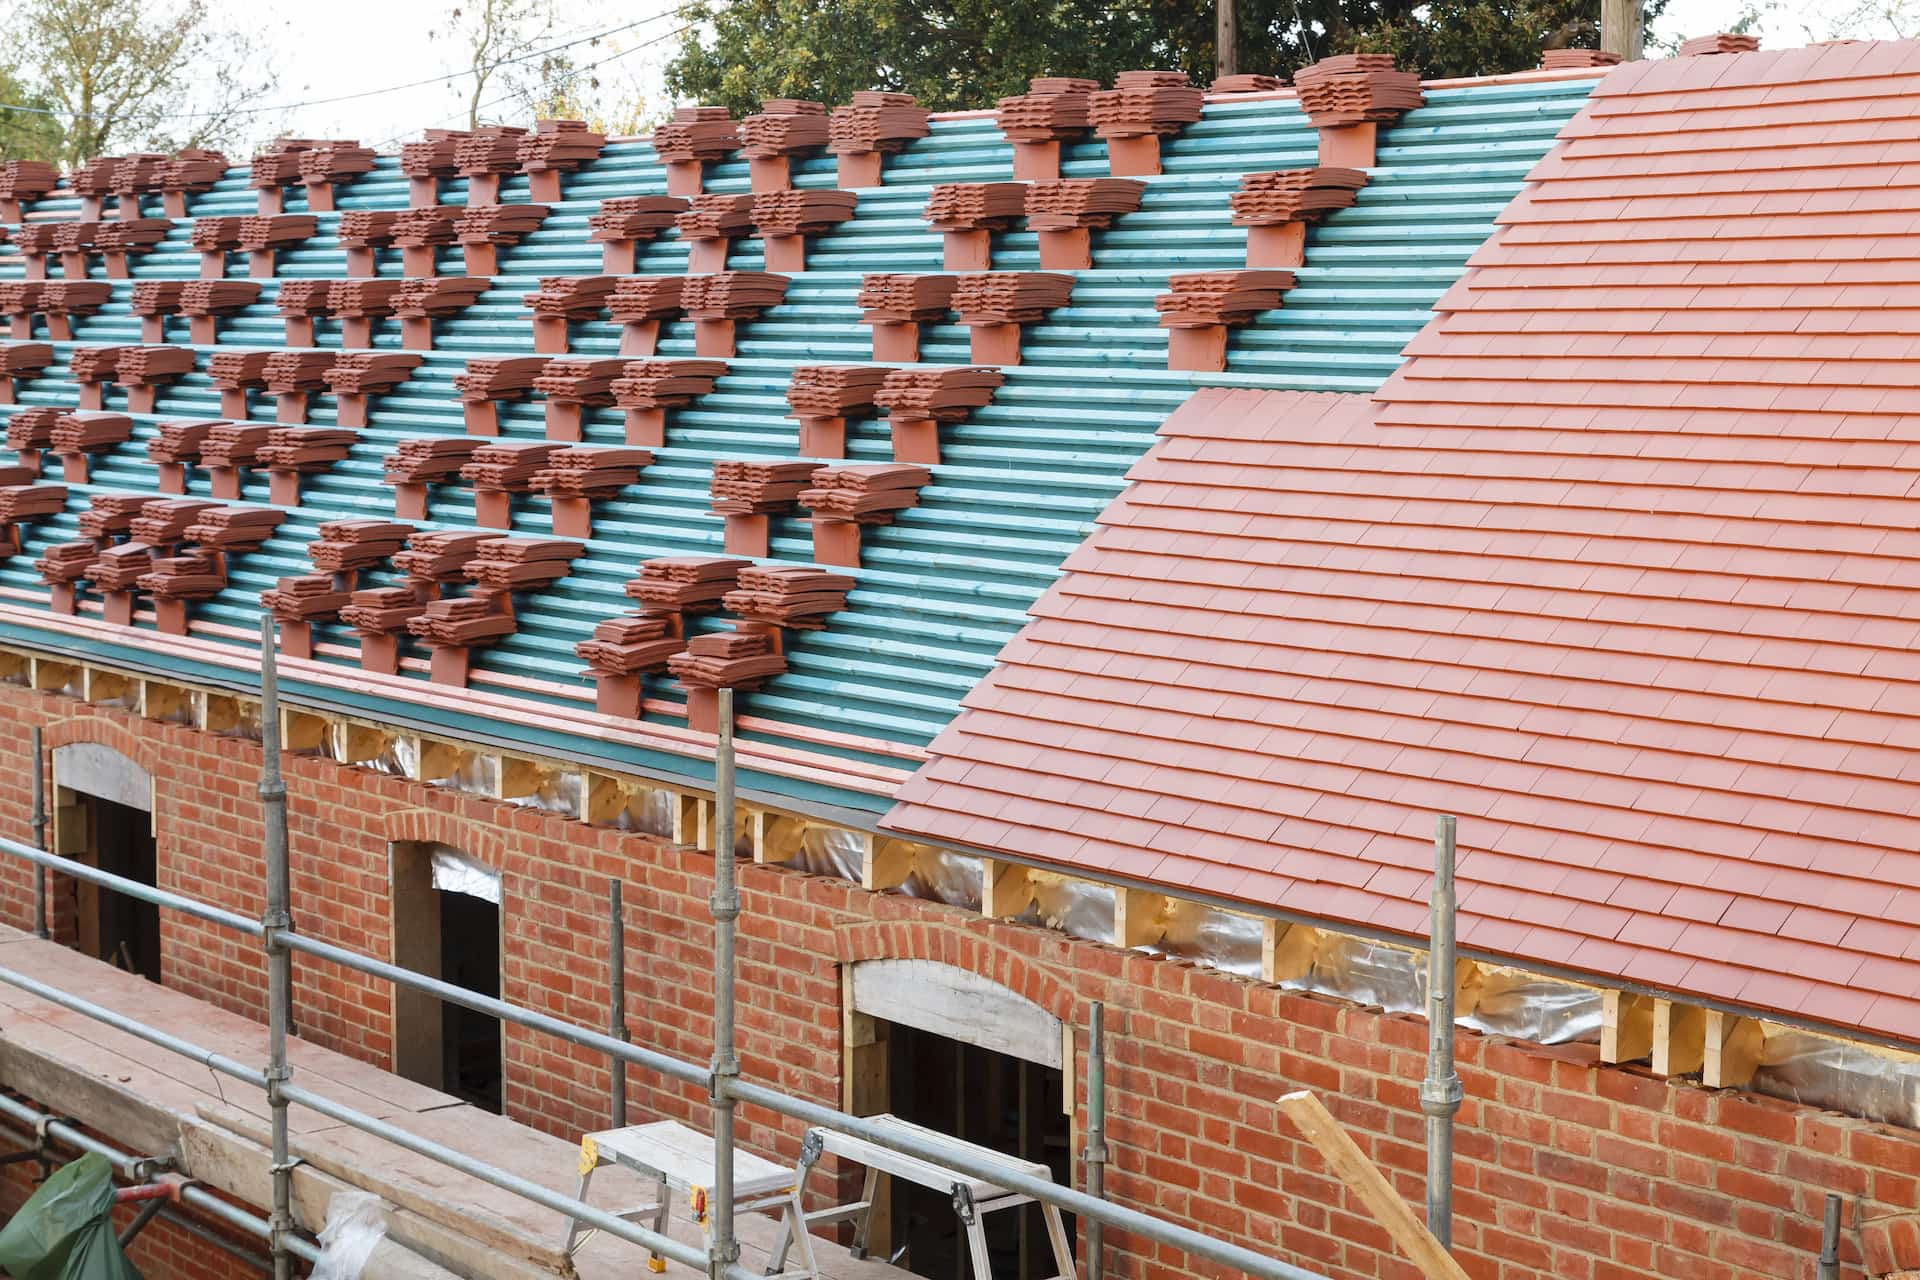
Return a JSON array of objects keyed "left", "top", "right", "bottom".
[
  {"left": 0, "top": 66, "right": 67, "bottom": 163},
  {"left": 666, "top": 0, "right": 1664, "bottom": 113}
]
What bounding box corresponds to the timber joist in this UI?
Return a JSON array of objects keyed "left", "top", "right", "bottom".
[{"left": 4, "top": 642, "right": 1915, "bottom": 1084}]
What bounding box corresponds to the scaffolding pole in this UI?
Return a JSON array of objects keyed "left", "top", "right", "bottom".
[
  {"left": 28, "top": 723, "right": 45, "bottom": 939},
  {"left": 610, "top": 877, "right": 629, "bottom": 1129},
  {"left": 1085, "top": 1001, "right": 1108, "bottom": 1280},
  {"left": 1422, "top": 815, "right": 1462, "bottom": 1249},
  {"left": 710, "top": 687, "right": 742, "bottom": 1280},
  {"left": 258, "top": 618, "right": 295, "bottom": 1280}
]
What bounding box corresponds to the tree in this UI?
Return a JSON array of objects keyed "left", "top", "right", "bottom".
[
  {"left": 0, "top": 64, "right": 67, "bottom": 163},
  {"left": 665, "top": 0, "right": 1665, "bottom": 114},
  {"left": 440, "top": 0, "right": 568, "bottom": 129},
  {"left": 16, "top": 0, "right": 279, "bottom": 166}
]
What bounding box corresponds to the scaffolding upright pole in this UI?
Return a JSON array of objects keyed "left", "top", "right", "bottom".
[
  {"left": 29, "top": 724, "right": 46, "bottom": 939},
  {"left": 258, "top": 617, "right": 296, "bottom": 1280},
  {"left": 1422, "top": 815, "right": 1462, "bottom": 1250},
  {"left": 609, "top": 877, "right": 629, "bottom": 1128},
  {"left": 709, "top": 688, "right": 741, "bottom": 1280},
  {"left": 1085, "top": 1001, "right": 1108, "bottom": 1280}
]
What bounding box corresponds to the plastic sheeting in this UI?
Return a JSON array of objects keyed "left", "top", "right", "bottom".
[
  {"left": 1461, "top": 967, "right": 1602, "bottom": 1045},
  {"left": 1752, "top": 1027, "right": 1920, "bottom": 1128},
  {"left": 897, "top": 846, "right": 983, "bottom": 911},
  {"left": 604, "top": 786, "right": 678, "bottom": 838},
  {"left": 789, "top": 826, "right": 864, "bottom": 880},
  {"left": 430, "top": 845, "right": 501, "bottom": 905},
  {"left": 1155, "top": 899, "right": 1265, "bottom": 978},
  {"left": 501, "top": 764, "right": 582, "bottom": 818},
  {"left": 312, "top": 1193, "right": 389, "bottom": 1280},
  {"left": 1013, "top": 872, "right": 1115, "bottom": 943},
  {"left": 0, "top": 1152, "right": 141, "bottom": 1280}
]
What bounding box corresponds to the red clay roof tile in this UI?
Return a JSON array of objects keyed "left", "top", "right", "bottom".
[{"left": 883, "top": 41, "right": 1920, "bottom": 1045}]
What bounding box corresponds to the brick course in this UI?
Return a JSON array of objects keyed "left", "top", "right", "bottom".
[{"left": 0, "top": 683, "right": 1910, "bottom": 1280}]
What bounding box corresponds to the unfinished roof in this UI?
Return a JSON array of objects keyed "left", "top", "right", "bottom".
[
  {"left": 886, "top": 40, "right": 1920, "bottom": 1043},
  {"left": 0, "top": 73, "right": 1597, "bottom": 813}
]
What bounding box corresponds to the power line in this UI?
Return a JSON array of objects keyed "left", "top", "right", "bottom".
[{"left": 0, "top": 6, "right": 696, "bottom": 125}]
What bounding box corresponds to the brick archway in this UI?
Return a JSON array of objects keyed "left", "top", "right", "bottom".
[
  {"left": 833, "top": 919, "right": 1077, "bottom": 1023},
  {"left": 42, "top": 716, "right": 160, "bottom": 778},
  {"left": 381, "top": 808, "right": 506, "bottom": 870}
]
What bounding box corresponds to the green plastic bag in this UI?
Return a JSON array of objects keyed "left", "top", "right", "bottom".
[{"left": 0, "top": 1152, "right": 143, "bottom": 1280}]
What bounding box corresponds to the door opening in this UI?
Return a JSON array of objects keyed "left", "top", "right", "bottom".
[
  {"left": 392, "top": 843, "right": 503, "bottom": 1113},
  {"left": 69, "top": 794, "right": 160, "bottom": 983},
  {"left": 886, "top": 1023, "right": 1072, "bottom": 1280}
]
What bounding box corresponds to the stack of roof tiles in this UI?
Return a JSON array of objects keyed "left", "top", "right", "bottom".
[
  {"left": 723, "top": 564, "right": 854, "bottom": 626},
  {"left": 408, "top": 594, "right": 516, "bottom": 647},
  {"left": 113, "top": 345, "right": 196, "bottom": 411},
  {"left": 799, "top": 463, "right": 929, "bottom": 522},
  {"left": 995, "top": 78, "right": 1097, "bottom": 141},
  {"left": 28, "top": 282, "right": 113, "bottom": 336},
  {"left": 50, "top": 411, "right": 131, "bottom": 478},
  {"left": 681, "top": 272, "right": 789, "bottom": 319},
  {"left": 248, "top": 139, "right": 347, "bottom": 195},
  {"left": 1155, "top": 270, "right": 1296, "bottom": 325},
  {"left": 455, "top": 357, "right": 550, "bottom": 415},
  {"left": 1291, "top": 54, "right": 1424, "bottom": 126},
  {"left": 257, "top": 426, "right": 359, "bottom": 491},
  {"left": 750, "top": 189, "right": 859, "bottom": 236},
  {"left": 297, "top": 141, "right": 376, "bottom": 192},
  {"left": 262, "top": 573, "right": 351, "bottom": 623},
  {"left": 786, "top": 365, "right": 891, "bottom": 418},
  {"left": 65, "top": 159, "right": 118, "bottom": 208},
  {"left": 179, "top": 280, "right": 260, "bottom": 342},
  {"left": 303, "top": 518, "right": 411, "bottom": 573},
  {"left": 238, "top": 213, "right": 318, "bottom": 253},
  {"left": 4, "top": 406, "right": 60, "bottom": 451},
  {"left": 85, "top": 538, "right": 155, "bottom": 590},
  {"left": 66, "top": 345, "right": 124, "bottom": 393},
  {"left": 461, "top": 442, "right": 562, "bottom": 518},
  {"left": 0, "top": 342, "right": 52, "bottom": 396},
  {"left": 675, "top": 194, "right": 755, "bottom": 244},
  {"left": 336, "top": 209, "right": 404, "bottom": 265},
  {"left": 37, "top": 540, "right": 99, "bottom": 591},
  {"left": 392, "top": 206, "right": 461, "bottom": 251},
  {"left": 532, "top": 358, "right": 624, "bottom": 433},
  {"left": 623, "top": 556, "right": 744, "bottom": 613},
  {"left": 1210, "top": 73, "right": 1282, "bottom": 92},
  {"left": 530, "top": 445, "right": 652, "bottom": 495},
  {"left": 74, "top": 494, "right": 153, "bottom": 539},
  {"left": 950, "top": 273, "right": 1074, "bottom": 323},
  {"left": 108, "top": 153, "right": 169, "bottom": 203},
  {"left": 392, "top": 277, "right": 490, "bottom": 347},
  {"left": 610, "top": 359, "right": 726, "bottom": 409},
  {"left": 587, "top": 195, "right": 689, "bottom": 271},
  {"left": 128, "top": 498, "right": 216, "bottom": 545},
  {"left": 0, "top": 484, "right": 67, "bottom": 520},
  {"left": 0, "top": 161, "right": 60, "bottom": 219},
  {"left": 607, "top": 276, "right": 686, "bottom": 324},
  {"left": 857, "top": 274, "right": 959, "bottom": 325},
  {"left": 454, "top": 125, "right": 528, "bottom": 193},
  {"left": 516, "top": 119, "right": 607, "bottom": 190},
  {"left": 181, "top": 504, "right": 285, "bottom": 549},
  {"left": 924, "top": 183, "right": 1028, "bottom": 232},
  {"left": 399, "top": 129, "right": 467, "bottom": 200},
  {"left": 524, "top": 276, "right": 616, "bottom": 349},
  {"left": 199, "top": 423, "right": 275, "bottom": 481},
  {"left": 158, "top": 149, "right": 228, "bottom": 213},
  {"left": 129, "top": 282, "right": 185, "bottom": 339},
  {"left": 739, "top": 100, "right": 831, "bottom": 156},
  {"left": 1087, "top": 71, "right": 1204, "bottom": 137},
  {"left": 1540, "top": 48, "right": 1623, "bottom": 68},
  {"left": 454, "top": 203, "right": 549, "bottom": 272},
  {"left": 328, "top": 279, "right": 410, "bottom": 344},
  {"left": 94, "top": 219, "right": 172, "bottom": 274},
  {"left": 650, "top": 107, "right": 740, "bottom": 166},
  {"left": 1230, "top": 167, "right": 1367, "bottom": 223},
  {"left": 1023, "top": 179, "right": 1144, "bottom": 229},
  {"left": 147, "top": 419, "right": 220, "bottom": 489},
  {"left": 392, "top": 529, "right": 493, "bottom": 588},
  {"left": 323, "top": 352, "right": 421, "bottom": 397},
  {"left": 575, "top": 612, "right": 684, "bottom": 681},
  {"left": 708, "top": 459, "right": 818, "bottom": 514},
  {"left": 339, "top": 586, "right": 429, "bottom": 651},
  {"left": 875, "top": 366, "right": 1003, "bottom": 421},
  {"left": 206, "top": 350, "right": 273, "bottom": 415},
  {"left": 11, "top": 225, "right": 58, "bottom": 276},
  {"left": 261, "top": 350, "right": 337, "bottom": 405},
  {"left": 668, "top": 630, "right": 785, "bottom": 690},
  {"left": 383, "top": 436, "right": 482, "bottom": 487},
  {"left": 461, "top": 537, "right": 583, "bottom": 590},
  {"left": 1680, "top": 32, "right": 1760, "bottom": 54},
  {"left": 827, "top": 92, "right": 929, "bottom": 185}
]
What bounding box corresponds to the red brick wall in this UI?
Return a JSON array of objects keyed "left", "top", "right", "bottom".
[{"left": 0, "top": 684, "right": 1912, "bottom": 1280}]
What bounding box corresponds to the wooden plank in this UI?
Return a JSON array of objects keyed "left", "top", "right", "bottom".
[
  {"left": 1702, "top": 1010, "right": 1764, "bottom": 1088},
  {"left": 1601, "top": 991, "right": 1654, "bottom": 1064},
  {"left": 980, "top": 859, "right": 1032, "bottom": 919},
  {"left": 1263, "top": 922, "right": 1318, "bottom": 984},
  {"left": 862, "top": 837, "right": 914, "bottom": 892},
  {"left": 753, "top": 809, "right": 807, "bottom": 865},
  {"left": 1652, "top": 1000, "right": 1706, "bottom": 1078},
  {"left": 139, "top": 679, "right": 189, "bottom": 723},
  {"left": 1114, "top": 889, "right": 1162, "bottom": 949},
  {"left": 850, "top": 958, "right": 1062, "bottom": 1069},
  {"left": 1278, "top": 1091, "right": 1472, "bottom": 1280}
]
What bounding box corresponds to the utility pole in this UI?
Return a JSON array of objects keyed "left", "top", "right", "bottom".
[
  {"left": 1601, "top": 0, "right": 1644, "bottom": 59},
  {"left": 1216, "top": 0, "right": 1238, "bottom": 79}
]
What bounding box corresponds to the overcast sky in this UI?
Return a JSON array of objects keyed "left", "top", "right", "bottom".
[{"left": 210, "top": 0, "right": 1892, "bottom": 150}]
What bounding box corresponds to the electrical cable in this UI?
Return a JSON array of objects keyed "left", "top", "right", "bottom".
[{"left": 0, "top": 4, "right": 696, "bottom": 124}]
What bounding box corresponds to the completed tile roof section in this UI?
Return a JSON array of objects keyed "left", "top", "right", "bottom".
[{"left": 887, "top": 39, "right": 1920, "bottom": 1043}]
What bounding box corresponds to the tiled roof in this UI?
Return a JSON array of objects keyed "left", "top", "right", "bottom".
[
  {"left": 0, "top": 75, "right": 1596, "bottom": 812},
  {"left": 887, "top": 41, "right": 1920, "bottom": 1042}
]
